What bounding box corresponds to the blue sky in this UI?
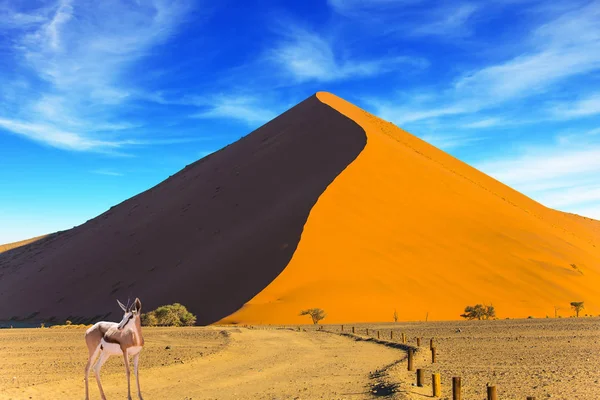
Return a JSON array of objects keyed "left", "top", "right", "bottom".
[{"left": 1, "top": 0, "right": 600, "bottom": 243}]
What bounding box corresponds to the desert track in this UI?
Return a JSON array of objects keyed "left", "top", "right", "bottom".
[{"left": 0, "top": 327, "right": 403, "bottom": 399}]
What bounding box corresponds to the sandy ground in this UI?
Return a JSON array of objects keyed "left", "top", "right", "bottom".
[
  {"left": 2, "top": 318, "right": 598, "bottom": 399},
  {"left": 0, "top": 326, "right": 403, "bottom": 400},
  {"left": 324, "top": 317, "right": 600, "bottom": 399}
]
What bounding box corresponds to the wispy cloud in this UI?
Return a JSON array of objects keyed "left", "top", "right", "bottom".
[
  {"left": 363, "top": 0, "right": 600, "bottom": 155},
  {"left": 91, "top": 169, "right": 123, "bottom": 177},
  {"left": 0, "top": 118, "right": 125, "bottom": 151},
  {"left": 328, "top": 0, "right": 481, "bottom": 38},
  {"left": 550, "top": 93, "right": 600, "bottom": 119},
  {"left": 462, "top": 118, "right": 503, "bottom": 129},
  {"left": 190, "top": 95, "right": 278, "bottom": 126},
  {"left": 268, "top": 26, "right": 426, "bottom": 83},
  {"left": 453, "top": 2, "right": 600, "bottom": 105},
  {"left": 476, "top": 144, "right": 600, "bottom": 218},
  {"left": 421, "top": 133, "right": 484, "bottom": 150},
  {"left": 478, "top": 147, "right": 600, "bottom": 185},
  {"left": 0, "top": 0, "right": 192, "bottom": 152},
  {"left": 365, "top": 96, "right": 466, "bottom": 124},
  {"left": 568, "top": 204, "right": 600, "bottom": 220},
  {"left": 411, "top": 4, "right": 479, "bottom": 37},
  {"left": 0, "top": 2, "right": 49, "bottom": 30}
]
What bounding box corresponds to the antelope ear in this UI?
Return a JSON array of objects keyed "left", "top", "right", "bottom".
[
  {"left": 117, "top": 299, "right": 127, "bottom": 312},
  {"left": 134, "top": 298, "right": 142, "bottom": 313}
]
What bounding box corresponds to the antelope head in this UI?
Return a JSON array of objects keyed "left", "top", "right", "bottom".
[{"left": 116, "top": 298, "right": 142, "bottom": 330}]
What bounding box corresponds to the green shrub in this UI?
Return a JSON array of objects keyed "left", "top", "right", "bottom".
[
  {"left": 570, "top": 301, "right": 584, "bottom": 317},
  {"left": 141, "top": 303, "right": 196, "bottom": 327},
  {"left": 141, "top": 312, "right": 158, "bottom": 327},
  {"left": 299, "top": 308, "right": 326, "bottom": 324},
  {"left": 460, "top": 304, "right": 495, "bottom": 320}
]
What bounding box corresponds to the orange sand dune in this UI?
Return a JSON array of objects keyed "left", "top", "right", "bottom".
[{"left": 222, "top": 92, "right": 600, "bottom": 324}]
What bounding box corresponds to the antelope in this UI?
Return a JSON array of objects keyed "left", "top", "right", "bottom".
[{"left": 84, "top": 298, "right": 145, "bottom": 400}]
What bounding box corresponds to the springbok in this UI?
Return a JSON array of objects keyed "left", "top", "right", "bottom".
[{"left": 84, "top": 298, "right": 145, "bottom": 400}]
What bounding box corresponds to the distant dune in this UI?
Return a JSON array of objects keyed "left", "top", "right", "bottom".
[
  {"left": 1, "top": 92, "right": 599, "bottom": 325},
  {"left": 0, "top": 235, "right": 47, "bottom": 254}
]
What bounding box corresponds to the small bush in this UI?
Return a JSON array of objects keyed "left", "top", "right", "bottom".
[
  {"left": 49, "top": 323, "right": 89, "bottom": 329},
  {"left": 141, "top": 303, "right": 196, "bottom": 327},
  {"left": 299, "top": 308, "right": 326, "bottom": 324},
  {"left": 460, "top": 304, "right": 495, "bottom": 320},
  {"left": 570, "top": 301, "right": 584, "bottom": 317},
  {"left": 141, "top": 312, "right": 158, "bottom": 327}
]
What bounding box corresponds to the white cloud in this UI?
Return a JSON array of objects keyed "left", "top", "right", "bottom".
[
  {"left": 0, "top": 118, "right": 124, "bottom": 151},
  {"left": 475, "top": 145, "right": 600, "bottom": 218},
  {"left": 91, "top": 169, "right": 124, "bottom": 177},
  {"left": 327, "top": 0, "right": 422, "bottom": 17},
  {"left": 568, "top": 205, "right": 600, "bottom": 220},
  {"left": 478, "top": 147, "right": 600, "bottom": 185},
  {"left": 454, "top": 50, "right": 600, "bottom": 104},
  {"left": 556, "top": 127, "right": 600, "bottom": 145},
  {"left": 0, "top": 3, "right": 49, "bottom": 30},
  {"left": 550, "top": 93, "right": 600, "bottom": 119},
  {"left": 411, "top": 4, "right": 479, "bottom": 37},
  {"left": 269, "top": 26, "right": 426, "bottom": 83},
  {"left": 539, "top": 185, "right": 600, "bottom": 208},
  {"left": 190, "top": 95, "right": 278, "bottom": 126},
  {"left": 0, "top": 0, "right": 191, "bottom": 152},
  {"left": 365, "top": 1, "right": 600, "bottom": 134},
  {"left": 365, "top": 96, "right": 466, "bottom": 124},
  {"left": 462, "top": 118, "right": 503, "bottom": 129},
  {"left": 328, "top": 0, "right": 480, "bottom": 38},
  {"left": 420, "top": 133, "right": 483, "bottom": 150},
  {"left": 454, "top": 2, "right": 600, "bottom": 104}
]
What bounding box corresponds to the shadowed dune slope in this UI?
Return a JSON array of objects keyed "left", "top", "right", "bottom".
[
  {"left": 0, "top": 95, "right": 367, "bottom": 325},
  {"left": 221, "top": 92, "right": 600, "bottom": 324}
]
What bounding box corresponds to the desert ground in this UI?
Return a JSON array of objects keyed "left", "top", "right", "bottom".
[{"left": 1, "top": 318, "right": 599, "bottom": 399}]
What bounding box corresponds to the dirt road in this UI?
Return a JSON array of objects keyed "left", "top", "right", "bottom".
[{"left": 0, "top": 327, "right": 404, "bottom": 399}]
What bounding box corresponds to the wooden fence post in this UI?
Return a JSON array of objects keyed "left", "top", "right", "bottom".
[
  {"left": 352, "top": 326, "right": 355, "bottom": 334},
  {"left": 416, "top": 369, "right": 424, "bottom": 387},
  {"left": 341, "top": 325, "right": 344, "bottom": 332},
  {"left": 430, "top": 338, "right": 435, "bottom": 349},
  {"left": 407, "top": 348, "right": 414, "bottom": 371},
  {"left": 377, "top": 331, "right": 380, "bottom": 339},
  {"left": 402, "top": 333, "right": 406, "bottom": 343},
  {"left": 366, "top": 328, "right": 369, "bottom": 335},
  {"left": 390, "top": 331, "right": 394, "bottom": 340},
  {"left": 452, "top": 377, "right": 461, "bottom": 400},
  {"left": 417, "top": 337, "right": 421, "bottom": 347},
  {"left": 431, "top": 347, "right": 437, "bottom": 363},
  {"left": 487, "top": 385, "right": 497, "bottom": 400},
  {"left": 432, "top": 373, "right": 441, "bottom": 397}
]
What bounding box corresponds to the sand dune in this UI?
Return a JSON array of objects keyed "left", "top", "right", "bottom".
[
  {"left": 0, "top": 235, "right": 47, "bottom": 254},
  {"left": 221, "top": 92, "right": 600, "bottom": 323},
  {"left": 0, "top": 95, "right": 365, "bottom": 325},
  {"left": 1, "top": 92, "right": 599, "bottom": 326}
]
